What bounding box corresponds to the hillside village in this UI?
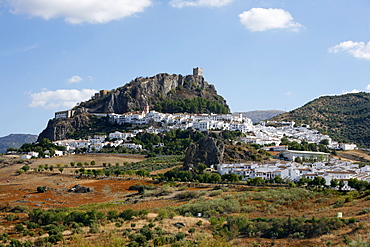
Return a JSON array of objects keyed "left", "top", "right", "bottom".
[
  {"left": 19, "top": 106, "right": 370, "bottom": 190},
  {"left": 53, "top": 104, "right": 356, "bottom": 152}
]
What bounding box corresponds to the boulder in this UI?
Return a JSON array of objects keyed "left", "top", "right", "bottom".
[{"left": 68, "top": 184, "right": 92, "bottom": 193}]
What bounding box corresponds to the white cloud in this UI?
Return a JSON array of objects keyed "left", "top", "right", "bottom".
[
  {"left": 329, "top": 41, "right": 370, "bottom": 60},
  {"left": 28, "top": 89, "right": 98, "bottom": 109},
  {"left": 170, "top": 0, "right": 233, "bottom": 8},
  {"left": 67, "top": 75, "right": 83, "bottom": 84},
  {"left": 285, "top": 92, "right": 292, "bottom": 96},
  {"left": 5, "top": 0, "right": 152, "bottom": 24},
  {"left": 239, "top": 8, "right": 303, "bottom": 32},
  {"left": 342, "top": 89, "right": 361, "bottom": 95},
  {"left": 366, "top": 85, "right": 370, "bottom": 90}
]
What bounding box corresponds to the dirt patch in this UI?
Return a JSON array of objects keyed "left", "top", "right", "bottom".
[{"left": 335, "top": 150, "right": 370, "bottom": 162}]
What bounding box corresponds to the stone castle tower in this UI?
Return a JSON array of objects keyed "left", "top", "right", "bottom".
[{"left": 193, "top": 67, "right": 203, "bottom": 76}]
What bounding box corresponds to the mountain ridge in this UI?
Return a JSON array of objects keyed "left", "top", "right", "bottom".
[
  {"left": 234, "top": 110, "right": 285, "bottom": 123},
  {"left": 271, "top": 92, "right": 370, "bottom": 147},
  {"left": 0, "top": 134, "right": 38, "bottom": 153}
]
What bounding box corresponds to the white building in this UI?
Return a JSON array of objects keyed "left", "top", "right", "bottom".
[
  {"left": 338, "top": 143, "right": 357, "bottom": 151},
  {"left": 54, "top": 110, "right": 75, "bottom": 119},
  {"left": 280, "top": 150, "right": 329, "bottom": 162}
]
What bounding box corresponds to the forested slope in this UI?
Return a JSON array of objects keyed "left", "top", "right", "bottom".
[{"left": 271, "top": 93, "right": 370, "bottom": 147}]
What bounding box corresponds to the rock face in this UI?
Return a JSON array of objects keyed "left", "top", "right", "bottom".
[
  {"left": 78, "top": 73, "right": 229, "bottom": 114},
  {"left": 38, "top": 113, "right": 92, "bottom": 142},
  {"left": 184, "top": 136, "right": 225, "bottom": 168},
  {"left": 38, "top": 72, "right": 230, "bottom": 141}
]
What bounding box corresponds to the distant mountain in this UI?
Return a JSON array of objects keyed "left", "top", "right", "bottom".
[
  {"left": 234, "top": 110, "right": 285, "bottom": 123},
  {"left": 271, "top": 93, "right": 370, "bottom": 147},
  {"left": 38, "top": 71, "right": 230, "bottom": 141},
  {"left": 0, "top": 134, "right": 38, "bottom": 153}
]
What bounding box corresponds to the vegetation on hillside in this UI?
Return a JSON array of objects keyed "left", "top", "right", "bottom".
[
  {"left": 1, "top": 178, "right": 369, "bottom": 247},
  {"left": 271, "top": 93, "right": 370, "bottom": 147},
  {"left": 153, "top": 97, "right": 229, "bottom": 114}
]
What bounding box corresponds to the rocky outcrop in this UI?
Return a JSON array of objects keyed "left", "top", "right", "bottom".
[
  {"left": 68, "top": 184, "right": 92, "bottom": 193},
  {"left": 78, "top": 73, "right": 229, "bottom": 114},
  {"left": 38, "top": 72, "right": 230, "bottom": 141},
  {"left": 184, "top": 136, "right": 225, "bottom": 168},
  {"left": 38, "top": 114, "right": 92, "bottom": 141}
]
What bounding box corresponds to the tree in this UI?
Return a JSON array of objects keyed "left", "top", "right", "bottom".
[
  {"left": 295, "top": 157, "right": 302, "bottom": 163},
  {"left": 188, "top": 227, "right": 195, "bottom": 236},
  {"left": 313, "top": 177, "right": 326, "bottom": 189},
  {"left": 330, "top": 179, "right": 339, "bottom": 189},
  {"left": 319, "top": 139, "right": 329, "bottom": 146},
  {"left": 119, "top": 209, "right": 137, "bottom": 221},
  {"left": 135, "top": 169, "right": 150, "bottom": 177},
  {"left": 221, "top": 173, "right": 241, "bottom": 183},
  {"left": 339, "top": 180, "right": 345, "bottom": 191},
  {"left": 21, "top": 165, "right": 30, "bottom": 172},
  {"left": 247, "top": 177, "right": 265, "bottom": 186},
  {"left": 38, "top": 165, "right": 44, "bottom": 171},
  {"left": 274, "top": 175, "right": 284, "bottom": 184},
  {"left": 58, "top": 167, "right": 64, "bottom": 173},
  {"left": 297, "top": 177, "right": 308, "bottom": 187},
  {"left": 15, "top": 224, "right": 24, "bottom": 232},
  {"left": 210, "top": 173, "right": 222, "bottom": 184}
]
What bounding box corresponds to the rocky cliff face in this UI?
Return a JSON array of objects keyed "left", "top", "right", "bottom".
[
  {"left": 38, "top": 114, "right": 92, "bottom": 142},
  {"left": 184, "top": 136, "right": 225, "bottom": 168},
  {"left": 78, "top": 73, "right": 229, "bottom": 114},
  {"left": 183, "top": 136, "right": 271, "bottom": 168},
  {"left": 38, "top": 72, "right": 230, "bottom": 141}
]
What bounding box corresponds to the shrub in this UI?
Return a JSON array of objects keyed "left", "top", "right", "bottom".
[
  {"left": 176, "top": 191, "right": 202, "bottom": 200},
  {"left": 6, "top": 213, "right": 15, "bottom": 221},
  {"left": 15, "top": 224, "right": 24, "bottom": 232},
  {"left": 359, "top": 208, "right": 370, "bottom": 215},
  {"left": 333, "top": 200, "right": 345, "bottom": 208},
  {"left": 175, "top": 232, "right": 185, "bottom": 241},
  {"left": 89, "top": 223, "right": 100, "bottom": 234},
  {"left": 119, "top": 209, "right": 137, "bottom": 221},
  {"left": 37, "top": 186, "right": 47, "bottom": 193},
  {"left": 209, "top": 190, "right": 223, "bottom": 197}
]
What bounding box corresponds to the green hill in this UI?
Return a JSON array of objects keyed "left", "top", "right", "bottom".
[{"left": 271, "top": 93, "right": 370, "bottom": 147}]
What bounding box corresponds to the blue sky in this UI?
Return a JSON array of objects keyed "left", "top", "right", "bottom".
[{"left": 0, "top": 0, "right": 369, "bottom": 137}]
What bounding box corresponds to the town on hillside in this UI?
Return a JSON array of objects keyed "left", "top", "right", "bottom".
[{"left": 16, "top": 105, "right": 369, "bottom": 191}]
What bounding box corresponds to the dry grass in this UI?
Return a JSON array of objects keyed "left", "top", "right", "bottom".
[{"left": 1, "top": 154, "right": 370, "bottom": 247}]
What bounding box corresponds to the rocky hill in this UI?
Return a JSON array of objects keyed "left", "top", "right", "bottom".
[
  {"left": 0, "top": 134, "right": 38, "bottom": 153},
  {"left": 234, "top": 110, "right": 285, "bottom": 123},
  {"left": 38, "top": 72, "right": 230, "bottom": 141},
  {"left": 271, "top": 92, "right": 370, "bottom": 147}
]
